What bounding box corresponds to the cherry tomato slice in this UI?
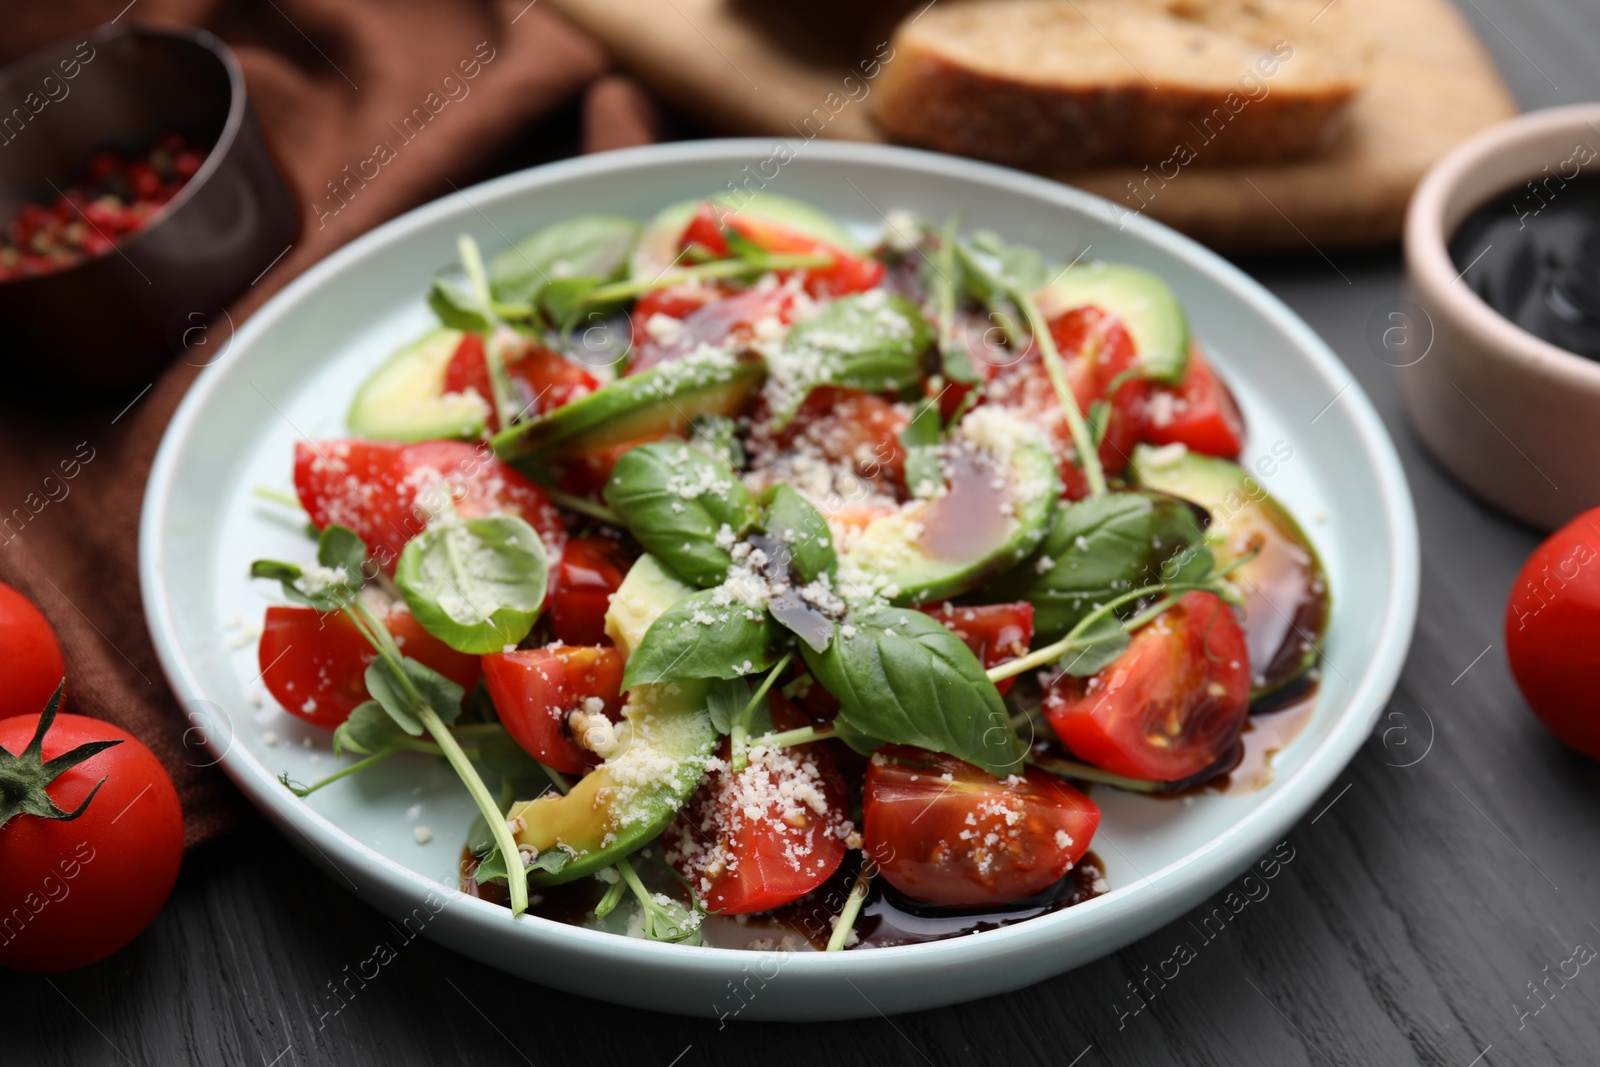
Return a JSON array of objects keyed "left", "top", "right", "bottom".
[
  {"left": 987, "top": 306, "right": 1147, "bottom": 499},
  {"left": 679, "top": 203, "right": 731, "bottom": 258},
  {"left": 293, "top": 439, "right": 566, "bottom": 573},
  {"left": 723, "top": 213, "right": 886, "bottom": 298},
  {"left": 548, "top": 536, "right": 631, "bottom": 646},
  {"left": 0, "top": 582, "right": 65, "bottom": 720},
  {"left": 258, "top": 606, "right": 483, "bottom": 729},
  {"left": 1043, "top": 591, "right": 1250, "bottom": 781},
  {"left": 442, "top": 335, "right": 600, "bottom": 432},
  {"left": 665, "top": 697, "right": 850, "bottom": 914},
  {"left": 481, "top": 645, "right": 624, "bottom": 775},
  {"left": 1504, "top": 507, "right": 1600, "bottom": 759},
  {"left": 627, "top": 285, "right": 794, "bottom": 375},
  {"left": 632, "top": 282, "right": 735, "bottom": 323},
  {"left": 863, "top": 745, "right": 1100, "bottom": 908},
  {"left": 1140, "top": 345, "right": 1246, "bottom": 459},
  {"left": 760, "top": 384, "right": 908, "bottom": 490},
  {"left": 917, "top": 601, "right": 1033, "bottom": 696}
]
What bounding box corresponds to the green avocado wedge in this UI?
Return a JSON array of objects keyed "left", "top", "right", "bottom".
[
  {"left": 837, "top": 408, "right": 1060, "bottom": 605},
  {"left": 490, "top": 351, "right": 765, "bottom": 469},
  {"left": 1129, "top": 443, "right": 1330, "bottom": 702},
  {"left": 1035, "top": 263, "right": 1189, "bottom": 384},
  {"left": 630, "top": 191, "right": 862, "bottom": 280},
  {"left": 509, "top": 553, "right": 717, "bottom": 885},
  {"left": 346, "top": 328, "right": 488, "bottom": 442}
]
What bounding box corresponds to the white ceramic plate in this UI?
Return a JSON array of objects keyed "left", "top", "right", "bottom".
[{"left": 140, "top": 140, "right": 1418, "bottom": 1020}]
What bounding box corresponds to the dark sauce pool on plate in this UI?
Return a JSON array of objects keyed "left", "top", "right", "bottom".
[{"left": 1451, "top": 172, "right": 1600, "bottom": 358}]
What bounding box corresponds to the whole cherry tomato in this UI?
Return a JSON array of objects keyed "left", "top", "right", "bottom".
[{"left": 0, "top": 582, "right": 65, "bottom": 721}]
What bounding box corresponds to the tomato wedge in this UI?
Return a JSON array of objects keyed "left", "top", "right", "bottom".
[
  {"left": 293, "top": 439, "right": 566, "bottom": 573},
  {"left": 1139, "top": 345, "right": 1246, "bottom": 459},
  {"left": 987, "top": 306, "right": 1148, "bottom": 499},
  {"left": 548, "top": 536, "right": 631, "bottom": 646},
  {"left": 863, "top": 745, "right": 1100, "bottom": 908},
  {"left": 481, "top": 645, "right": 624, "bottom": 775},
  {"left": 258, "top": 606, "right": 482, "bottom": 729},
  {"left": 759, "top": 385, "right": 908, "bottom": 490},
  {"left": 1043, "top": 591, "right": 1250, "bottom": 781},
  {"left": 632, "top": 281, "right": 735, "bottom": 323},
  {"left": 675, "top": 203, "right": 885, "bottom": 299},
  {"left": 442, "top": 335, "right": 599, "bottom": 432},
  {"left": 664, "top": 698, "right": 850, "bottom": 914},
  {"left": 918, "top": 601, "right": 1033, "bottom": 696}
]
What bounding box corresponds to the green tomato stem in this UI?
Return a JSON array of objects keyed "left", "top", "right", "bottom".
[
  {"left": 1017, "top": 291, "right": 1106, "bottom": 497},
  {"left": 730, "top": 650, "right": 794, "bottom": 773},
  {"left": 826, "top": 862, "right": 874, "bottom": 951}
]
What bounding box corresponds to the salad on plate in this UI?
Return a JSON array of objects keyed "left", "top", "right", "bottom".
[{"left": 247, "top": 192, "right": 1329, "bottom": 950}]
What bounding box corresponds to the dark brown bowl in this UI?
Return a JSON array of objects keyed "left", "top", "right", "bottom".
[{"left": 0, "top": 24, "right": 298, "bottom": 394}]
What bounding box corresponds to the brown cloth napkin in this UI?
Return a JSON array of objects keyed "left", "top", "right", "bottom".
[{"left": 0, "top": 0, "right": 661, "bottom": 848}]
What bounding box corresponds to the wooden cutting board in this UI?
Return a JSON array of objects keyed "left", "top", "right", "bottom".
[{"left": 547, "top": 0, "right": 1517, "bottom": 252}]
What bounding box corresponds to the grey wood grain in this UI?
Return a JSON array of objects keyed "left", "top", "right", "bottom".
[{"left": 9, "top": 2, "right": 1600, "bottom": 1063}]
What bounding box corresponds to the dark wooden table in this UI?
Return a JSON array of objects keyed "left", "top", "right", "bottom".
[{"left": 10, "top": 3, "right": 1600, "bottom": 1063}]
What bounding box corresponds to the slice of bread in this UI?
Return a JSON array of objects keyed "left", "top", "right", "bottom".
[{"left": 871, "top": 0, "right": 1372, "bottom": 169}]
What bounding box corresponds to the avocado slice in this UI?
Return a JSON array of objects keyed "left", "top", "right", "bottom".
[
  {"left": 1035, "top": 263, "right": 1189, "bottom": 384},
  {"left": 490, "top": 351, "right": 764, "bottom": 469},
  {"left": 346, "top": 328, "right": 489, "bottom": 441},
  {"left": 630, "top": 191, "right": 862, "bottom": 280},
  {"left": 509, "top": 553, "right": 717, "bottom": 884},
  {"left": 836, "top": 406, "right": 1060, "bottom": 605},
  {"left": 1129, "top": 444, "right": 1330, "bottom": 701}
]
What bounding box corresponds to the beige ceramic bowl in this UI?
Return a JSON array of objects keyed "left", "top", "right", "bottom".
[{"left": 1403, "top": 103, "right": 1600, "bottom": 531}]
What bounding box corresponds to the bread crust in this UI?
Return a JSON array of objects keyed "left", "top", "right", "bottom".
[{"left": 873, "top": 33, "right": 1361, "bottom": 169}]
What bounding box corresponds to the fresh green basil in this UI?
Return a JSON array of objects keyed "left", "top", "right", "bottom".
[
  {"left": 364, "top": 655, "right": 466, "bottom": 736},
  {"left": 394, "top": 513, "right": 549, "bottom": 655},
  {"left": 472, "top": 842, "right": 570, "bottom": 884},
  {"left": 604, "top": 442, "right": 760, "bottom": 587},
  {"left": 991, "top": 492, "right": 1206, "bottom": 640},
  {"left": 773, "top": 292, "right": 933, "bottom": 427},
  {"left": 758, "top": 485, "right": 836, "bottom": 584},
  {"left": 620, "top": 588, "right": 780, "bottom": 689},
  {"left": 801, "top": 608, "right": 1020, "bottom": 778},
  {"left": 688, "top": 413, "right": 746, "bottom": 470},
  {"left": 488, "top": 215, "right": 639, "bottom": 305},
  {"left": 969, "top": 229, "right": 1049, "bottom": 295}
]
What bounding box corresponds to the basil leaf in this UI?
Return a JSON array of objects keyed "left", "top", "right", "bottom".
[
  {"left": 248, "top": 558, "right": 357, "bottom": 613},
  {"left": 488, "top": 215, "right": 639, "bottom": 304},
  {"left": 428, "top": 276, "right": 490, "bottom": 332},
  {"left": 758, "top": 485, "right": 836, "bottom": 584},
  {"left": 773, "top": 292, "right": 933, "bottom": 427},
  {"left": 970, "top": 229, "right": 1049, "bottom": 294},
  {"left": 332, "top": 701, "right": 405, "bottom": 757},
  {"left": 706, "top": 677, "right": 751, "bottom": 735},
  {"left": 620, "top": 588, "right": 780, "bottom": 688},
  {"left": 604, "top": 442, "right": 760, "bottom": 587},
  {"left": 801, "top": 608, "right": 1020, "bottom": 778},
  {"left": 472, "top": 844, "right": 569, "bottom": 885},
  {"left": 1056, "top": 613, "right": 1131, "bottom": 678},
  {"left": 465, "top": 812, "right": 498, "bottom": 857},
  {"left": 992, "top": 492, "right": 1204, "bottom": 640},
  {"left": 539, "top": 276, "right": 603, "bottom": 331},
  {"left": 364, "top": 655, "right": 466, "bottom": 735},
  {"left": 395, "top": 513, "right": 549, "bottom": 655}
]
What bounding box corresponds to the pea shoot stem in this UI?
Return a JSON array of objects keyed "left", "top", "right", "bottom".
[
  {"left": 1016, "top": 290, "right": 1106, "bottom": 497},
  {"left": 751, "top": 724, "right": 832, "bottom": 749},
  {"left": 827, "top": 862, "right": 874, "bottom": 951},
  {"left": 542, "top": 486, "right": 621, "bottom": 526},
  {"left": 985, "top": 581, "right": 1222, "bottom": 684},
  {"left": 730, "top": 651, "right": 794, "bottom": 773},
  {"left": 1027, "top": 753, "right": 1162, "bottom": 793},
  {"left": 580, "top": 253, "right": 833, "bottom": 306},
  {"left": 456, "top": 234, "right": 518, "bottom": 432}
]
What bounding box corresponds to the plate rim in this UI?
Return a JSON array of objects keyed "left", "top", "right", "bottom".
[{"left": 139, "top": 138, "right": 1419, "bottom": 983}]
